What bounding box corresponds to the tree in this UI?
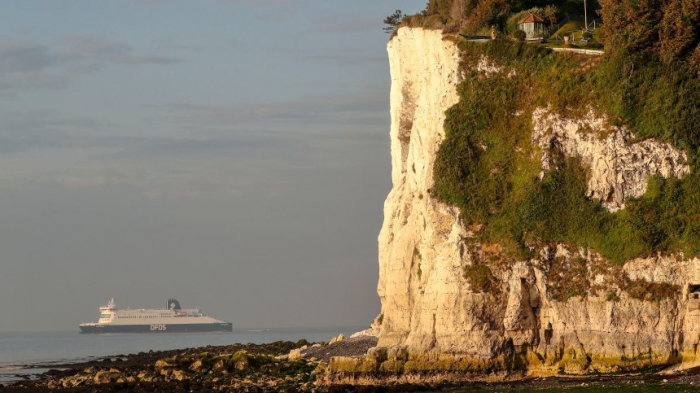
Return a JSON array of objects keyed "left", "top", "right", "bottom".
[
  {"left": 597, "top": 0, "right": 663, "bottom": 54},
  {"left": 657, "top": 0, "right": 700, "bottom": 66},
  {"left": 599, "top": 0, "right": 700, "bottom": 74},
  {"left": 383, "top": 9, "right": 405, "bottom": 35},
  {"left": 543, "top": 5, "right": 558, "bottom": 28},
  {"left": 462, "top": 0, "right": 512, "bottom": 34}
]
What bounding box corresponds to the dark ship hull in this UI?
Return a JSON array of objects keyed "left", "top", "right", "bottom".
[{"left": 79, "top": 322, "right": 233, "bottom": 334}]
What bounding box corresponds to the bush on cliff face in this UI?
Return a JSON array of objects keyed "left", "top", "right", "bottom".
[
  {"left": 547, "top": 256, "right": 590, "bottom": 301},
  {"left": 622, "top": 277, "right": 680, "bottom": 302},
  {"left": 463, "top": 263, "right": 497, "bottom": 293},
  {"left": 432, "top": 38, "right": 700, "bottom": 265}
]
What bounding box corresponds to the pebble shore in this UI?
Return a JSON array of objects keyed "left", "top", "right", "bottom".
[{"left": 1, "top": 336, "right": 383, "bottom": 392}]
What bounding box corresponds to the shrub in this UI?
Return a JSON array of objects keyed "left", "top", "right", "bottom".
[
  {"left": 513, "top": 29, "right": 526, "bottom": 42},
  {"left": 606, "top": 290, "right": 621, "bottom": 302},
  {"left": 432, "top": 38, "right": 700, "bottom": 266},
  {"left": 598, "top": 0, "right": 700, "bottom": 74},
  {"left": 622, "top": 277, "right": 680, "bottom": 302},
  {"left": 464, "top": 263, "right": 496, "bottom": 293},
  {"left": 546, "top": 256, "right": 590, "bottom": 301}
]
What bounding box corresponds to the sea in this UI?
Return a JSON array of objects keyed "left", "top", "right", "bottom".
[{"left": 0, "top": 326, "right": 365, "bottom": 384}]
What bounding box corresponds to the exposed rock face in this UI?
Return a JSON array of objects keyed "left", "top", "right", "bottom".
[
  {"left": 340, "top": 27, "right": 700, "bottom": 383},
  {"left": 532, "top": 108, "right": 690, "bottom": 212},
  {"left": 378, "top": 27, "right": 489, "bottom": 355}
]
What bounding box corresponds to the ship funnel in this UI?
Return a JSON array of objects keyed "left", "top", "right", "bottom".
[{"left": 167, "top": 298, "right": 181, "bottom": 310}]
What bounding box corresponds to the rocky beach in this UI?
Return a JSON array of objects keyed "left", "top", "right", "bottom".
[
  {"left": 1, "top": 334, "right": 378, "bottom": 392},
  {"left": 5, "top": 333, "right": 700, "bottom": 392}
]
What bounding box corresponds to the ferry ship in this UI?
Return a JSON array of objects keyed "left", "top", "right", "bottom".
[{"left": 79, "top": 299, "right": 232, "bottom": 333}]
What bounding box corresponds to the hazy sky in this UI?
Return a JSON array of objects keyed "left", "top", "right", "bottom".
[{"left": 0, "top": 0, "right": 427, "bottom": 332}]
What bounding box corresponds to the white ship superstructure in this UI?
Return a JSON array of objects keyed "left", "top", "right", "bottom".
[{"left": 79, "top": 299, "right": 232, "bottom": 333}]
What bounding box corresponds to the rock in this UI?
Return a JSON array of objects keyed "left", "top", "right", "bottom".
[
  {"left": 172, "top": 369, "right": 188, "bottom": 381},
  {"left": 61, "top": 374, "right": 90, "bottom": 388},
  {"left": 213, "top": 359, "right": 226, "bottom": 371},
  {"left": 94, "top": 370, "right": 112, "bottom": 384},
  {"left": 532, "top": 107, "right": 689, "bottom": 212},
  {"left": 228, "top": 351, "right": 252, "bottom": 370},
  {"left": 386, "top": 346, "right": 408, "bottom": 362},
  {"left": 288, "top": 348, "right": 302, "bottom": 361},
  {"left": 189, "top": 359, "right": 204, "bottom": 371},
  {"left": 328, "top": 334, "right": 347, "bottom": 344},
  {"left": 155, "top": 359, "right": 173, "bottom": 369},
  {"left": 350, "top": 327, "right": 379, "bottom": 338},
  {"left": 367, "top": 347, "right": 388, "bottom": 363}
]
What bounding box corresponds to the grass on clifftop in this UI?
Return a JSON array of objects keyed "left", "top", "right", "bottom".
[{"left": 432, "top": 39, "right": 700, "bottom": 264}]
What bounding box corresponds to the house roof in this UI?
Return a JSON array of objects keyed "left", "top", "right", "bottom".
[{"left": 519, "top": 14, "right": 545, "bottom": 23}]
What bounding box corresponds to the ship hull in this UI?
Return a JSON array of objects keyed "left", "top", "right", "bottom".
[{"left": 79, "top": 322, "right": 232, "bottom": 334}]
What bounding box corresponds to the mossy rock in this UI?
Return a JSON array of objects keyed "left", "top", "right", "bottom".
[{"left": 329, "top": 356, "right": 379, "bottom": 373}]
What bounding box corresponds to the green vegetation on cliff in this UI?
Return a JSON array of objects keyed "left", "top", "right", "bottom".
[
  {"left": 405, "top": 0, "right": 700, "bottom": 75},
  {"left": 402, "top": 0, "right": 592, "bottom": 36},
  {"left": 431, "top": 38, "right": 700, "bottom": 264}
]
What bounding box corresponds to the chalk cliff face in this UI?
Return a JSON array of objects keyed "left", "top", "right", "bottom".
[
  {"left": 343, "top": 27, "right": 700, "bottom": 381},
  {"left": 532, "top": 108, "right": 690, "bottom": 212},
  {"left": 377, "top": 27, "right": 476, "bottom": 354}
]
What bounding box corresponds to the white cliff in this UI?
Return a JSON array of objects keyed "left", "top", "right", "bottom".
[
  {"left": 532, "top": 108, "right": 690, "bottom": 211},
  {"left": 378, "top": 27, "right": 498, "bottom": 355},
  {"left": 331, "top": 27, "right": 700, "bottom": 383}
]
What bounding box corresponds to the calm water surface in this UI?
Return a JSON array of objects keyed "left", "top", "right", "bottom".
[{"left": 0, "top": 326, "right": 364, "bottom": 383}]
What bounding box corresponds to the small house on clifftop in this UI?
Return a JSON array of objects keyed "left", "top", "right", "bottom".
[{"left": 518, "top": 14, "right": 546, "bottom": 39}]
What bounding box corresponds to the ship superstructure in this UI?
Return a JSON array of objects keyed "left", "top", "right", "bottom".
[{"left": 79, "top": 298, "right": 232, "bottom": 333}]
